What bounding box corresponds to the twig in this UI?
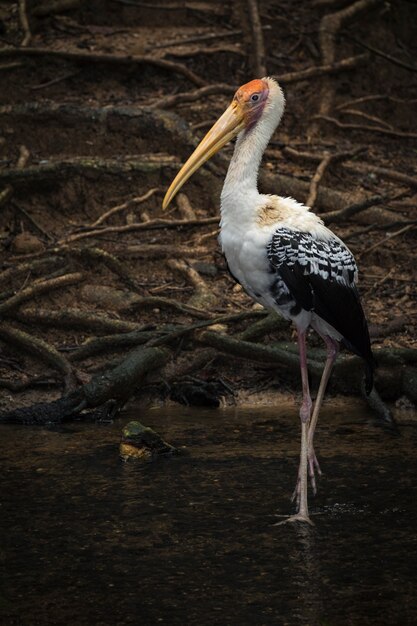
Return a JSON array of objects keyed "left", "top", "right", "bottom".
[
  {"left": 0, "top": 256, "right": 64, "bottom": 286},
  {"left": 358, "top": 223, "right": 416, "bottom": 257},
  {"left": 0, "top": 324, "right": 75, "bottom": 391},
  {"left": 0, "top": 272, "right": 84, "bottom": 317},
  {"left": 246, "top": 0, "right": 267, "bottom": 77},
  {"left": 18, "top": 0, "right": 32, "bottom": 46},
  {"left": 323, "top": 194, "right": 386, "bottom": 224},
  {"left": 30, "top": 70, "right": 80, "bottom": 91},
  {"left": 59, "top": 216, "right": 219, "bottom": 245},
  {"left": 313, "top": 115, "right": 417, "bottom": 139},
  {"left": 339, "top": 108, "right": 394, "bottom": 130},
  {"left": 0, "top": 186, "right": 13, "bottom": 208},
  {"left": 306, "top": 153, "right": 333, "bottom": 209},
  {"left": 346, "top": 35, "right": 417, "bottom": 73},
  {"left": 278, "top": 54, "right": 368, "bottom": 84},
  {"left": 69, "top": 328, "right": 160, "bottom": 361},
  {"left": 0, "top": 46, "right": 207, "bottom": 87},
  {"left": 154, "top": 83, "right": 235, "bottom": 109},
  {"left": 73, "top": 247, "right": 139, "bottom": 291},
  {"left": 283, "top": 146, "right": 417, "bottom": 189},
  {"left": 112, "top": 243, "right": 211, "bottom": 259},
  {"left": 149, "top": 29, "right": 246, "bottom": 50},
  {"left": 91, "top": 188, "right": 159, "bottom": 227}
]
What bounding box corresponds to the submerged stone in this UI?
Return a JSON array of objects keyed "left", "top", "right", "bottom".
[{"left": 120, "top": 420, "right": 179, "bottom": 462}]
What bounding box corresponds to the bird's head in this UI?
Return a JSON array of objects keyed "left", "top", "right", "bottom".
[{"left": 162, "top": 77, "right": 284, "bottom": 210}]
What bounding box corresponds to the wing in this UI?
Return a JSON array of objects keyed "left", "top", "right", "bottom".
[{"left": 267, "top": 227, "right": 374, "bottom": 388}]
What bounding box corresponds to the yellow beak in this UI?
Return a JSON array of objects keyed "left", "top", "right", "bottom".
[{"left": 162, "top": 101, "right": 246, "bottom": 210}]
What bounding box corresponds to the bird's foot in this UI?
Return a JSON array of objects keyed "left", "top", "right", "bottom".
[
  {"left": 291, "top": 448, "right": 322, "bottom": 503},
  {"left": 274, "top": 513, "right": 314, "bottom": 526},
  {"left": 307, "top": 447, "right": 322, "bottom": 495}
]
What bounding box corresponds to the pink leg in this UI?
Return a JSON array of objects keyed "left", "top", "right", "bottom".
[
  {"left": 307, "top": 336, "right": 339, "bottom": 494},
  {"left": 280, "top": 330, "right": 313, "bottom": 524}
]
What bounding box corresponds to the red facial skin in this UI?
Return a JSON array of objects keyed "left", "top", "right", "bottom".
[{"left": 233, "top": 79, "right": 270, "bottom": 130}]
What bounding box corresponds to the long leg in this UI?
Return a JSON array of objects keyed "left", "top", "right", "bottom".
[
  {"left": 307, "top": 335, "right": 339, "bottom": 493},
  {"left": 278, "top": 330, "right": 313, "bottom": 525}
]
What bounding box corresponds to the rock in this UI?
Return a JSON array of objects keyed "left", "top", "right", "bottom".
[
  {"left": 80, "top": 284, "right": 141, "bottom": 310},
  {"left": 11, "top": 232, "right": 45, "bottom": 254},
  {"left": 120, "top": 420, "right": 179, "bottom": 462}
]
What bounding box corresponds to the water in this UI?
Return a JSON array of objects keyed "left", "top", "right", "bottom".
[{"left": 1, "top": 400, "right": 417, "bottom": 625}]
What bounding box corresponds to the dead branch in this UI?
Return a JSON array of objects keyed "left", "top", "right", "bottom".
[
  {"left": 154, "top": 84, "right": 235, "bottom": 109},
  {"left": 313, "top": 115, "right": 417, "bottom": 139},
  {"left": 283, "top": 146, "right": 417, "bottom": 189},
  {"left": 0, "top": 155, "right": 179, "bottom": 186},
  {"left": 0, "top": 46, "right": 207, "bottom": 87},
  {"left": 91, "top": 189, "right": 159, "bottom": 227},
  {"left": 72, "top": 247, "right": 139, "bottom": 291},
  {"left": 0, "top": 272, "right": 84, "bottom": 317},
  {"left": 246, "top": 0, "right": 267, "bottom": 77},
  {"left": 278, "top": 53, "right": 368, "bottom": 84},
  {"left": 69, "top": 328, "right": 161, "bottom": 362},
  {"left": 323, "top": 194, "right": 386, "bottom": 224},
  {"left": 359, "top": 224, "right": 416, "bottom": 257},
  {"left": 16, "top": 307, "right": 145, "bottom": 334},
  {"left": 239, "top": 312, "right": 289, "bottom": 342},
  {"left": 0, "top": 186, "right": 13, "bottom": 208},
  {"left": 339, "top": 108, "right": 394, "bottom": 130},
  {"left": 0, "top": 323, "right": 75, "bottom": 391},
  {"left": 31, "top": 0, "right": 82, "bottom": 16},
  {"left": 18, "top": 0, "right": 32, "bottom": 46},
  {"left": 306, "top": 153, "right": 333, "bottom": 209},
  {"left": 347, "top": 35, "right": 417, "bottom": 73},
  {"left": 310, "top": 0, "right": 383, "bottom": 137},
  {"left": 59, "top": 216, "right": 219, "bottom": 245},
  {"left": 167, "top": 258, "right": 218, "bottom": 309},
  {"left": 150, "top": 29, "right": 246, "bottom": 51},
  {"left": 125, "top": 294, "right": 217, "bottom": 320},
  {"left": 0, "top": 256, "right": 65, "bottom": 287},
  {"left": 0, "top": 345, "right": 170, "bottom": 424},
  {"left": 113, "top": 243, "right": 211, "bottom": 259},
  {"left": 197, "top": 330, "right": 323, "bottom": 377}
]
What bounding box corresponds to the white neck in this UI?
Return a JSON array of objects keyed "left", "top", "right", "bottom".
[{"left": 220, "top": 79, "right": 285, "bottom": 224}]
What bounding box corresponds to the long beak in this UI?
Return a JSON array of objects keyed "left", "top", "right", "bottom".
[{"left": 162, "top": 102, "right": 246, "bottom": 210}]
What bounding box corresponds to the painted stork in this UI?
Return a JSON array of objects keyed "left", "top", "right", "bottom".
[{"left": 162, "top": 77, "right": 374, "bottom": 525}]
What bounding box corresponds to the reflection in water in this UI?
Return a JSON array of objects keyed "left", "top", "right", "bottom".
[{"left": 0, "top": 402, "right": 417, "bottom": 625}]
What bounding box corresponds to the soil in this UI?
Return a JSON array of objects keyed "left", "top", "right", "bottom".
[{"left": 0, "top": 0, "right": 416, "bottom": 412}]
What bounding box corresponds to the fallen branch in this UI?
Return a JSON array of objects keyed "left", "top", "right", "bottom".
[
  {"left": 283, "top": 146, "right": 417, "bottom": 189},
  {"left": 323, "top": 194, "right": 386, "bottom": 224},
  {"left": 112, "top": 243, "right": 211, "bottom": 259},
  {"left": 167, "top": 258, "right": 219, "bottom": 309},
  {"left": 59, "top": 216, "right": 219, "bottom": 245},
  {"left": 358, "top": 223, "right": 416, "bottom": 257},
  {"left": 0, "top": 324, "right": 75, "bottom": 391},
  {"left": 69, "top": 328, "right": 161, "bottom": 362},
  {"left": 0, "top": 345, "right": 170, "bottom": 424},
  {"left": 0, "top": 272, "right": 84, "bottom": 317},
  {"left": 278, "top": 53, "right": 368, "bottom": 84},
  {"left": 313, "top": 115, "right": 417, "bottom": 139},
  {"left": 16, "top": 307, "right": 145, "bottom": 334},
  {"left": 0, "top": 46, "right": 207, "bottom": 87},
  {"left": 0, "top": 256, "right": 64, "bottom": 287},
  {"left": 91, "top": 188, "right": 160, "bottom": 227}
]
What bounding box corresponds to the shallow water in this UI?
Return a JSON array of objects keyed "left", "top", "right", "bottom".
[{"left": 1, "top": 400, "right": 417, "bottom": 625}]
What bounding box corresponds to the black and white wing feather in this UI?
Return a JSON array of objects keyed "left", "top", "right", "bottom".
[{"left": 267, "top": 227, "right": 373, "bottom": 388}]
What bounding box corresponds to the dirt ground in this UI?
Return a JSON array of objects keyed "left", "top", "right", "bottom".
[{"left": 0, "top": 0, "right": 416, "bottom": 416}]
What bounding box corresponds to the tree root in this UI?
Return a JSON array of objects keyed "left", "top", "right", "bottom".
[
  {"left": 0, "top": 323, "right": 76, "bottom": 392},
  {"left": 0, "top": 272, "right": 84, "bottom": 317},
  {"left": 0, "top": 346, "right": 170, "bottom": 424},
  {"left": 0, "top": 46, "right": 207, "bottom": 87},
  {"left": 15, "top": 307, "right": 146, "bottom": 334}
]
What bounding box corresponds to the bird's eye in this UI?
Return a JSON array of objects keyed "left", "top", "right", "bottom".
[{"left": 251, "top": 94, "right": 260, "bottom": 102}]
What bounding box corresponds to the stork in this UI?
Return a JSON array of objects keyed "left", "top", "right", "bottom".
[{"left": 162, "top": 77, "right": 374, "bottom": 525}]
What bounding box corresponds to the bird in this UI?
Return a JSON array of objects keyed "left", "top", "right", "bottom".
[{"left": 162, "top": 77, "right": 374, "bottom": 525}]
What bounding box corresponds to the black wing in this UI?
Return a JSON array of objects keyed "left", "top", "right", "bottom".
[{"left": 267, "top": 227, "right": 374, "bottom": 390}]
